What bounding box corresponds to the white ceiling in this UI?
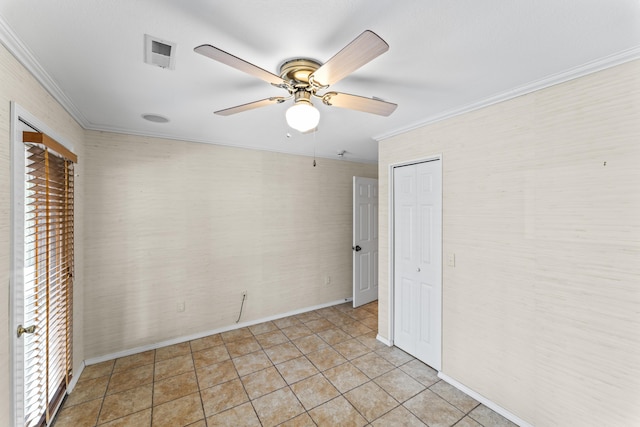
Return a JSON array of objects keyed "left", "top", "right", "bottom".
[{"left": 1, "top": 0, "right": 639, "bottom": 163}]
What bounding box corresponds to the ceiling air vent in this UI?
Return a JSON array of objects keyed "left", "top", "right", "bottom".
[{"left": 144, "top": 34, "right": 176, "bottom": 69}]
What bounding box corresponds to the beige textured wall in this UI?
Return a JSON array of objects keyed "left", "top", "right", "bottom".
[
  {"left": 83, "top": 131, "right": 377, "bottom": 359},
  {"left": 0, "top": 43, "right": 85, "bottom": 426},
  {"left": 378, "top": 59, "right": 640, "bottom": 426}
]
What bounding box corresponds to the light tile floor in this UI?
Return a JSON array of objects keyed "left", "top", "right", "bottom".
[{"left": 53, "top": 301, "right": 517, "bottom": 427}]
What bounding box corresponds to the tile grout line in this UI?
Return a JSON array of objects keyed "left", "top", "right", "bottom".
[
  {"left": 260, "top": 331, "right": 306, "bottom": 425},
  {"left": 398, "top": 370, "right": 483, "bottom": 426},
  {"left": 189, "top": 340, "right": 210, "bottom": 427},
  {"left": 93, "top": 361, "right": 114, "bottom": 427},
  {"left": 325, "top": 325, "right": 404, "bottom": 425},
  {"left": 231, "top": 330, "right": 265, "bottom": 427},
  {"left": 98, "top": 357, "right": 155, "bottom": 426},
  {"left": 314, "top": 313, "right": 376, "bottom": 424}
]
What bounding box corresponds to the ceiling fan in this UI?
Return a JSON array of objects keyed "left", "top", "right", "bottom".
[{"left": 194, "top": 30, "right": 398, "bottom": 133}]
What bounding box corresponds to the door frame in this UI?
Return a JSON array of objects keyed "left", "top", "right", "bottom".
[
  {"left": 387, "top": 154, "right": 443, "bottom": 361},
  {"left": 10, "top": 102, "right": 76, "bottom": 426}
]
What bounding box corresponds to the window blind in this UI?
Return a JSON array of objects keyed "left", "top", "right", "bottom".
[{"left": 22, "top": 131, "right": 75, "bottom": 427}]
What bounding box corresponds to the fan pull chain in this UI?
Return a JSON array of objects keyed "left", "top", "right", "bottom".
[{"left": 313, "top": 130, "right": 317, "bottom": 167}]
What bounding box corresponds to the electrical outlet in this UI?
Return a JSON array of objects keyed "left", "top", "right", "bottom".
[
  {"left": 241, "top": 290, "right": 247, "bottom": 299},
  {"left": 176, "top": 302, "right": 185, "bottom": 312},
  {"left": 324, "top": 275, "right": 331, "bottom": 285}
]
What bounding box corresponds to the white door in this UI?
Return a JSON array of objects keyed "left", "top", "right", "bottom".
[
  {"left": 393, "top": 159, "right": 442, "bottom": 370},
  {"left": 353, "top": 177, "right": 378, "bottom": 307},
  {"left": 11, "top": 107, "right": 76, "bottom": 427}
]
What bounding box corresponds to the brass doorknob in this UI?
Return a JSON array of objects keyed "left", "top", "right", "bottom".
[{"left": 17, "top": 325, "right": 36, "bottom": 338}]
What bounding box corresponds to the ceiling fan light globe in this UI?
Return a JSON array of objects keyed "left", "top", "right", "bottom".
[{"left": 286, "top": 102, "right": 320, "bottom": 132}]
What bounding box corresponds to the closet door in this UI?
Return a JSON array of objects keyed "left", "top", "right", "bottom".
[{"left": 393, "top": 159, "right": 442, "bottom": 370}]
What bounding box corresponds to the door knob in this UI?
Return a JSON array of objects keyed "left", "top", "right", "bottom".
[
  {"left": 416, "top": 267, "right": 421, "bottom": 272},
  {"left": 352, "top": 245, "right": 362, "bottom": 252},
  {"left": 17, "top": 324, "right": 36, "bottom": 338}
]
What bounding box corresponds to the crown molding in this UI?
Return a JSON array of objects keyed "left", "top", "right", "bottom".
[
  {"left": 374, "top": 45, "right": 640, "bottom": 142},
  {"left": 0, "top": 14, "right": 89, "bottom": 127},
  {"left": 85, "top": 124, "right": 378, "bottom": 164}
]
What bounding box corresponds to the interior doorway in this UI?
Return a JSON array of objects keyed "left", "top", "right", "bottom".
[{"left": 352, "top": 177, "right": 379, "bottom": 307}]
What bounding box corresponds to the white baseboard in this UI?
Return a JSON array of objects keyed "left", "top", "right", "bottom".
[
  {"left": 67, "top": 360, "right": 85, "bottom": 393},
  {"left": 85, "top": 298, "right": 353, "bottom": 366},
  {"left": 376, "top": 334, "right": 392, "bottom": 346},
  {"left": 438, "top": 372, "right": 533, "bottom": 427},
  {"left": 52, "top": 360, "right": 85, "bottom": 423}
]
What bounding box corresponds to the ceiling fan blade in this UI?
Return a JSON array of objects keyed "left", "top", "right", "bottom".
[
  {"left": 321, "top": 92, "right": 397, "bottom": 116},
  {"left": 194, "top": 44, "right": 285, "bottom": 86},
  {"left": 310, "top": 30, "right": 389, "bottom": 87},
  {"left": 215, "top": 97, "right": 286, "bottom": 116}
]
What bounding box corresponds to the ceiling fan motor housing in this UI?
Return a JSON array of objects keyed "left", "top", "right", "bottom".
[{"left": 279, "top": 58, "right": 321, "bottom": 85}]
